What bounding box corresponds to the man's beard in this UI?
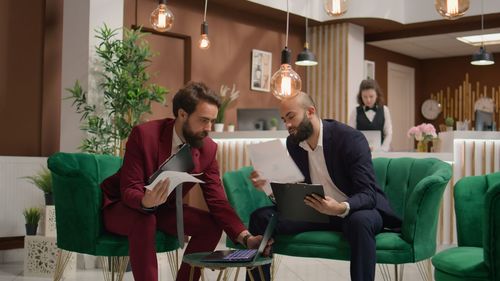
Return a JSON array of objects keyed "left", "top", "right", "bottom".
[
  {"left": 182, "top": 122, "right": 208, "bottom": 148},
  {"left": 289, "top": 114, "right": 314, "bottom": 144}
]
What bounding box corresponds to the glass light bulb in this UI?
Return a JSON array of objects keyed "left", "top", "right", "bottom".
[
  {"left": 270, "top": 64, "right": 302, "bottom": 100},
  {"left": 150, "top": 4, "right": 174, "bottom": 32},
  {"left": 324, "top": 0, "right": 348, "bottom": 17},
  {"left": 435, "top": 0, "right": 469, "bottom": 20},
  {"left": 199, "top": 34, "right": 210, "bottom": 50}
]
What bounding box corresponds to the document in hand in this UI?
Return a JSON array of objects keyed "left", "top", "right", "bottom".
[
  {"left": 144, "top": 171, "right": 204, "bottom": 192},
  {"left": 246, "top": 139, "right": 304, "bottom": 184}
]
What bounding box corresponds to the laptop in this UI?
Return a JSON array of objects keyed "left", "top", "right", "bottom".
[
  {"left": 360, "top": 130, "right": 381, "bottom": 152},
  {"left": 148, "top": 143, "right": 194, "bottom": 185},
  {"left": 201, "top": 214, "right": 278, "bottom": 263},
  {"left": 270, "top": 182, "right": 329, "bottom": 223}
]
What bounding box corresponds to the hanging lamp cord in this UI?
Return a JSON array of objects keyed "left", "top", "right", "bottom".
[
  {"left": 285, "top": 0, "right": 289, "bottom": 47},
  {"left": 203, "top": 0, "right": 208, "bottom": 22}
]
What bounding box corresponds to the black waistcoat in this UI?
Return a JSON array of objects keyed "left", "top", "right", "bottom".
[{"left": 356, "top": 105, "right": 385, "bottom": 142}]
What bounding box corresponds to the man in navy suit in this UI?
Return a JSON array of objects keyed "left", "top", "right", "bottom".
[{"left": 248, "top": 92, "right": 401, "bottom": 281}]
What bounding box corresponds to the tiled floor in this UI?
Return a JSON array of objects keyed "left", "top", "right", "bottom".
[{"left": 0, "top": 240, "right": 433, "bottom": 281}]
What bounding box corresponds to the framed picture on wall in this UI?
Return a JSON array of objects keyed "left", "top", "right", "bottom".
[
  {"left": 364, "top": 60, "right": 375, "bottom": 80},
  {"left": 251, "top": 49, "right": 272, "bottom": 92}
]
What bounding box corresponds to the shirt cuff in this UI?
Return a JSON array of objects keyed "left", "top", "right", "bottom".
[{"left": 338, "top": 202, "right": 350, "bottom": 218}]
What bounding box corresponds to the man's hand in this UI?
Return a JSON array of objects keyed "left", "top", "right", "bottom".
[
  {"left": 141, "top": 178, "right": 170, "bottom": 208},
  {"left": 304, "top": 194, "right": 346, "bottom": 216},
  {"left": 246, "top": 235, "right": 274, "bottom": 257},
  {"left": 249, "top": 171, "right": 267, "bottom": 191}
]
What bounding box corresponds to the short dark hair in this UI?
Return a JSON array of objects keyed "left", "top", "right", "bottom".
[
  {"left": 172, "top": 82, "right": 221, "bottom": 117},
  {"left": 356, "top": 79, "right": 385, "bottom": 106}
]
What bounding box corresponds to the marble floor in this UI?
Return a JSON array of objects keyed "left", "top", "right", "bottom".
[{"left": 0, "top": 238, "right": 433, "bottom": 281}]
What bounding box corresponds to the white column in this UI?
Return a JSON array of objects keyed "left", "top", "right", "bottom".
[{"left": 60, "top": 0, "right": 124, "bottom": 152}]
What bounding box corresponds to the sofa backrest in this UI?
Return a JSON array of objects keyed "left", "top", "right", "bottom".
[
  {"left": 373, "top": 157, "right": 449, "bottom": 219},
  {"left": 48, "top": 152, "right": 122, "bottom": 254},
  {"left": 222, "top": 166, "right": 273, "bottom": 227}
]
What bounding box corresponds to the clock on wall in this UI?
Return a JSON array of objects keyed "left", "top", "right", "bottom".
[{"left": 421, "top": 99, "right": 442, "bottom": 120}]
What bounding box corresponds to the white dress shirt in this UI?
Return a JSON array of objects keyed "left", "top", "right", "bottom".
[
  {"left": 172, "top": 127, "right": 184, "bottom": 153},
  {"left": 299, "top": 120, "right": 349, "bottom": 217},
  {"left": 348, "top": 105, "right": 392, "bottom": 152}
]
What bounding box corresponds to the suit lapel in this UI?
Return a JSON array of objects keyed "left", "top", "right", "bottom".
[
  {"left": 158, "top": 119, "right": 175, "bottom": 168},
  {"left": 322, "top": 121, "right": 337, "bottom": 185}
]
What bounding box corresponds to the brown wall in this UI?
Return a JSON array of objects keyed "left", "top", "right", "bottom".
[
  {"left": 125, "top": 0, "right": 306, "bottom": 126},
  {"left": 0, "top": 0, "right": 62, "bottom": 157},
  {"left": 365, "top": 45, "right": 500, "bottom": 129},
  {"left": 365, "top": 44, "right": 422, "bottom": 110},
  {"left": 420, "top": 54, "right": 500, "bottom": 127}
]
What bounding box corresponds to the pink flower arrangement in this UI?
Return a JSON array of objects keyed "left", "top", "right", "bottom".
[{"left": 407, "top": 123, "right": 437, "bottom": 142}]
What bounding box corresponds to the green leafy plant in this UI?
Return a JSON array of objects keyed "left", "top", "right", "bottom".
[
  {"left": 215, "top": 84, "right": 239, "bottom": 124},
  {"left": 23, "top": 207, "right": 41, "bottom": 225},
  {"left": 445, "top": 116, "right": 454, "bottom": 127},
  {"left": 23, "top": 167, "right": 52, "bottom": 194},
  {"left": 67, "top": 24, "right": 168, "bottom": 156},
  {"left": 269, "top": 117, "right": 278, "bottom": 128}
]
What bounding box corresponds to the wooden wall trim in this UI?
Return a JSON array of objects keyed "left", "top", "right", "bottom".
[{"left": 0, "top": 236, "right": 24, "bottom": 250}]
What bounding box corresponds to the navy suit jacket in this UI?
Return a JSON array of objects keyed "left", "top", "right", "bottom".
[{"left": 287, "top": 119, "right": 401, "bottom": 228}]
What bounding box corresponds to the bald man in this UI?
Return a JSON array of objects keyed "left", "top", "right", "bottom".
[{"left": 248, "top": 92, "right": 401, "bottom": 281}]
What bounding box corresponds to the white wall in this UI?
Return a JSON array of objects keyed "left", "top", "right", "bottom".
[{"left": 60, "top": 0, "right": 124, "bottom": 152}]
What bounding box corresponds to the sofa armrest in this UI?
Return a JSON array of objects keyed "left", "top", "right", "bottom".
[
  {"left": 401, "top": 161, "right": 451, "bottom": 261},
  {"left": 484, "top": 180, "right": 500, "bottom": 277}
]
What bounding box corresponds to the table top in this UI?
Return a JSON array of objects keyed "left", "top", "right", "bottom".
[{"left": 183, "top": 252, "right": 273, "bottom": 269}]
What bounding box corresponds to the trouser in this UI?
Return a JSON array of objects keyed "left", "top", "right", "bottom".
[
  {"left": 246, "top": 206, "right": 383, "bottom": 281},
  {"left": 103, "top": 202, "right": 222, "bottom": 281}
]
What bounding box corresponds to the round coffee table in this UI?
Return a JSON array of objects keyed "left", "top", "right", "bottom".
[{"left": 183, "top": 252, "right": 273, "bottom": 281}]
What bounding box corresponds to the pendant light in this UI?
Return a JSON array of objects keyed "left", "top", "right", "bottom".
[
  {"left": 198, "top": 0, "right": 210, "bottom": 50},
  {"left": 435, "top": 0, "right": 469, "bottom": 20},
  {"left": 296, "top": 18, "right": 317, "bottom": 66},
  {"left": 270, "top": 0, "right": 302, "bottom": 100},
  {"left": 471, "top": 0, "right": 494, "bottom": 65},
  {"left": 150, "top": 0, "right": 174, "bottom": 32},
  {"left": 324, "top": 0, "right": 348, "bottom": 17}
]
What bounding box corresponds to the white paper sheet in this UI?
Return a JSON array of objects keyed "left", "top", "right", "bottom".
[
  {"left": 246, "top": 139, "right": 304, "bottom": 193},
  {"left": 144, "top": 171, "right": 204, "bottom": 191}
]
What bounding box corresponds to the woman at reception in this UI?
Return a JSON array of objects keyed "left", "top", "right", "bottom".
[{"left": 348, "top": 79, "right": 392, "bottom": 152}]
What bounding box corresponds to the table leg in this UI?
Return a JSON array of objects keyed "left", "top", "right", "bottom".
[
  {"left": 233, "top": 267, "right": 241, "bottom": 281},
  {"left": 247, "top": 267, "right": 256, "bottom": 281},
  {"left": 189, "top": 265, "right": 195, "bottom": 281},
  {"left": 258, "top": 266, "right": 266, "bottom": 281},
  {"left": 216, "top": 269, "right": 224, "bottom": 281}
]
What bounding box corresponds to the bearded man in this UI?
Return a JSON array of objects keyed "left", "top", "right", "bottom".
[
  {"left": 247, "top": 92, "right": 401, "bottom": 281},
  {"left": 101, "top": 82, "right": 263, "bottom": 281}
]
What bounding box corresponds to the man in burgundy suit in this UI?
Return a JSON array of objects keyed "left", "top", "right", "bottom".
[{"left": 101, "top": 82, "right": 262, "bottom": 281}]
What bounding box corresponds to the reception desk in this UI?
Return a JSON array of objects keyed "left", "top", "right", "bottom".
[{"left": 210, "top": 130, "right": 500, "bottom": 246}]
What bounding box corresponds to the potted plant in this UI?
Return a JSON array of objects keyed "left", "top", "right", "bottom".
[
  {"left": 269, "top": 117, "right": 278, "bottom": 131},
  {"left": 445, "top": 116, "right": 454, "bottom": 131},
  {"left": 67, "top": 24, "right": 168, "bottom": 156},
  {"left": 227, "top": 123, "right": 235, "bottom": 132},
  {"left": 214, "top": 84, "right": 239, "bottom": 132},
  {"left": 23, "top": 167, "right": 53, "bottom": 205},
  {"left": 23, "top": 207, "right": 41, "bottom": 236}
]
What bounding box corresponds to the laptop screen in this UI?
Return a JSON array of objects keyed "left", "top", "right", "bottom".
[{"left": 254, "top": 214, "right": 278, "bottom": 260}]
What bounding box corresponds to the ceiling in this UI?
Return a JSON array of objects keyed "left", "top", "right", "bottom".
[{"left": 211, "top": 0, "right": 500, "bottom": 60}]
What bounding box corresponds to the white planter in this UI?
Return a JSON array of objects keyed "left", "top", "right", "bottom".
[
  {"left": 214, "top": 123, "right": 224, "bottom": 132},
  {"left": 227, "top": 125, "right": 235, "bottom": 132}
]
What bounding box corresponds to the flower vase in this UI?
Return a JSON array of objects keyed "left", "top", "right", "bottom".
[{"left": 416, "top": 141, "right": 428, "bottom": 153}]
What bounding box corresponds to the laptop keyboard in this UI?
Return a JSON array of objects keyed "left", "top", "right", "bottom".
[{"left": 223, "top": 249, "right": 257, "bottom": 261}]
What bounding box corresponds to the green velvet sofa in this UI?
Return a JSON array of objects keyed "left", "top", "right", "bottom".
[
  {"left": 223, "top": 157, "right": 452, "bottom": 280},
  {"left": 47, "top": 152, "right": 180, "bottom": 281},
  {"left": 432, "top": 172, "right": 500, "bottom": 281}
]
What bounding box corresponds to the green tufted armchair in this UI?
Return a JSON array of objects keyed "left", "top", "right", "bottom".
[
  {"left": 223, "top": 157, "right": 452, "bottom": 281},
  {"left": 47, "top": 152, "right": 180, "bottom": 281},
  {"left": 432, "top": 172, "right": 500, "bottom": 281}
]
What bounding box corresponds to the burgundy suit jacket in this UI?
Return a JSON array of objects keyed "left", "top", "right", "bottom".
[{"left": 101, "top": 118, "right": 245, "bottom": 240}]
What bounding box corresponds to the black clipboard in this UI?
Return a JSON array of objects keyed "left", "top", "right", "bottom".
[
  {"left": 270, "top": 182, "right": 329, "bottom": 223},
  {"left": 148, "top": 144, "right": 194, "bottom": 185}
]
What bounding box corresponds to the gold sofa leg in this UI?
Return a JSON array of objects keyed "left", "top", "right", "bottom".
[
  {"left": 53, "top": 249, "right": 73, "bottom": 281},
  {"left": 98, "top": 256, "right": 129, "bottom": 281}
]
